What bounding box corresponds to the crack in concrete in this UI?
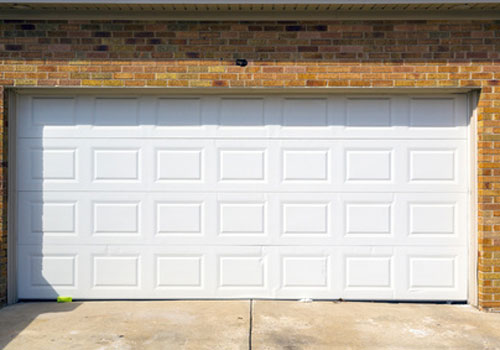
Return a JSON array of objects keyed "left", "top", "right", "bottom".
[{"left": 249, "top": 299, "right": 253, "bottom": 350}]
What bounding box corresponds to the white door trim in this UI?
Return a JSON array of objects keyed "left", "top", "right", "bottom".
[
  {"left": 467, "top": 90, "right": 480, "bottom": 307},
  {"left": 7, "top": 90, "right": 18, "bottom": 304}
]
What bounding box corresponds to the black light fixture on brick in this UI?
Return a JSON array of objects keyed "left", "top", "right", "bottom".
[{"left": 235, "top": 59, "right": 248, "bottom": 67}]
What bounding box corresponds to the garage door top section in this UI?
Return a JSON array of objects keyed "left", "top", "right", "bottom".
[{"left": 18, "top": 95, "right": 467, "bottom": 139}]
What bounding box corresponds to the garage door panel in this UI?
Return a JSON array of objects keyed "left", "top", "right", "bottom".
[
  {"left": 19, "top": 192, "right": 146, "bottom": 245},
  {"left": 92, "top": 148, "right": 141, "bottom": 182},
  {"left": 18, "top": 245, "right": 210, "bottom": 299},
  {"left": 337, "top": 193, "right": 466, "bottom": 247},
  {"left": 342, "top": 142, "right": 396, "bottom": 186},
  {"left": 19, "top": 192, "right": 273, "bottom": 246},
  {"left": 19, "top": 191, "right": 466, "bottom": 248},
  {"left": 156, "top": 97, "right": 202, "bottom": 127},
  {"left": 17, "top": 140, "right": 81, "bottom": 191},
  {"left": 339, "top": 95, "right": 468, "bottom": 139},
  {"left": 18, "top": 244, "right": 467, "bottom": 299},
  {"left": 219, "top": 98, "right": 266, "bottom": 126},
  {"left": 93, "top": 97, "right": 141, "bottom": 127},
  {"left": 17, "top": 95, "right": 79, "bottom": 139},
  {"left": 216, "top": 200, "right": 271, "bottom": 244},
  {"left": 402, "top": 193, "right": 467, "bottom": 246},
  {"left": 18, "top": 193, "right": 80, "bottom": 245},
  {"left": 18, "top": 139, "right": 467, "bottom": 193},
  {"left": 409, "top": 96, "right": 466, "bottom": 128},
  {"left": 17, "top": 244, "right": 82, "bottom": 299},
  {"left": 406, "top": 141, "right": 466, "bottom": 188},
  {"left": 273, "top": 97, "right": 336, "bottom": 139},
  {"left": 278, "top": 140, "right": 335, "bottom": 187},
  {"left": 18, "top": 95, "right": 468, "bottom": 140},
  {"left": 275, "top": 193, "right": 336, "bottom": 246},
  {"left": 16, "top": 93, "right": 469, "bottom": 300},
  {"left": 217, "top": 148, "right": 269, "bottom": 183},
  {"left": 397, "top": 247, "right": 467, "bottom": 300},
  {"left": 274, "top": 246, "right": 338, "bottom": 298},
  {"left": 341, "top": 246, "right": 398, "bottom": 300},
  {"left": 88, "top": 140, "right": 148, "bottom": 190},
  {"left": 340, "top": 139, "right": 467, "bottom": 193},
  {"left": 340, "top": 246, "right": 467, "bottom": 300},
  {"left": 339, "top": 193, "right": 396, "bottom": 247}
]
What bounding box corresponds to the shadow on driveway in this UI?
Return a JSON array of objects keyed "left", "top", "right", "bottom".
[
  {"left": 0, "top": 302, "right": 81, "bottom": 349},
  {"left": 0, "top": 300, "right": 249, "bottom": 350}
]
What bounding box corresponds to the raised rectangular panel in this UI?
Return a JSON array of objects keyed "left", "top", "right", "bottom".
[
  {"left": 282, "top": 257, "right": 328, "bottom": 287},
  {"left": 32, "top": 149, "right": 76, "bottom": 180},
  {"left": 410, "top": 204, "right": 455, "bottom": 235},
  {"left": 346, "top": 257, "right": 392, "bottom": 287},
  {"left": 219, "top": 256, "right": 265, "bottom": 287},
  {"left": 31, "top": 256, "right": 75, "bottom": 287},
  {"left": 283, "top": 203, "right": 328, "bottom": 234},
  {"left": 219, "top": 150, "right": 265, "bottom": 181},
  {"left": 93, "top": 256, "right": 138, "bottom": 287},
  {"left": 346, "top": 150, "right": 392, "bottom": 181},
  {"left": 157, "top": 150, "right": 202, "bottom": 181},
  {"left": 31, "top": 202, "right": 75, "bottom": 234},
  {"left": 94, "top": 150, "right": 139, "bottom": 180},
  {"left": 157, "top": 98, "right": 201, "bottom": 126},
  {"left": 157, "top": 203, "right": 202, "bottom": 234},
  {"left": 410, "top": 98, "right": 455, "bottom": 127},
  {"left": 94, "top": 98, "right": 138, "bottom": 126},
  {"left": 346, "top": 204, "right": 391, "bottom": 234},
  {"left": 410, "top": 257, "right": 455, "bottom": 288},
  {"left": 410, "top": 150, "right": 455, "bottom": 181},
  {"left": 93, "top": 202, "right": 139, "bottom": 234},
  {"left": 283, "top": 150, "right": 328, "bottom": 181},
  {"left": 346, "top": 98, "right": 391, "bottom": 127},
  {"left": 220, "top": 203, "right": 265, "bottom": 234},
  {"left": 32, "top": 98, "right": 75, "bottom": 126},
  {"left": 283, "top": 98, "right": 327, "bottom": 127},
  {"left": 219, "top": 99, "right": 264, "bottom": 126},
  {"left": 157, "top": 256, "right": 202, "bottom": 287}
]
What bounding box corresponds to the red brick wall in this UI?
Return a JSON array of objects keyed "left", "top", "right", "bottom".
[{"left": 0, "top": 19, "right": 499, "bottom": 309}]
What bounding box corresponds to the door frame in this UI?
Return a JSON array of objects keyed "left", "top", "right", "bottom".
[{"left": 6, "top": 87, "right": 479, "bottom": 305}]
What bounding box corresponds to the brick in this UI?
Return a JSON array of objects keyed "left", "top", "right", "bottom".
[
  {"left": 285, "top": 25, "right": 304, "bottom": 32},
  {"left": 13, "top": 79, "right": 36, "bottom": 85},
  {"left": 212, "top": 80, "right": 228, "bottom": 87},
  {"left": 5, "top": 45, "right": 22, "bottom": 51},
  {"left": 124, "top": 80, "right": 145, "bottom": 87},
  {"left": 306, "top": 80, "right": 327, "bottom": 87},
  {"left": 113, "top": 73, "right": 134, "bottom": 79},
  {"left": 146, "top": 80, "right": 167, "bottom": 86},
  {"left": 81, "top": 79, "right": 102, "bottom": 86},
  {"left": 102, "top": 80, "right": 124, "bottom": 87}
]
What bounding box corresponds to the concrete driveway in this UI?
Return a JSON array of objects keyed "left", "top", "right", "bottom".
[{"left": 0, "top": 301, "right": 499, "bottom": 350}]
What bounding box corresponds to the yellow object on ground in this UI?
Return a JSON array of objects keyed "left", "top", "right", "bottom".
[{"left": 56, "top": 296, "right": 72, "bottom": 303}]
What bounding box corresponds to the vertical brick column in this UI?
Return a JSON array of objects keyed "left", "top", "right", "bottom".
[{"left": 478, "top": 84, "right": 500, "bottom": 310}]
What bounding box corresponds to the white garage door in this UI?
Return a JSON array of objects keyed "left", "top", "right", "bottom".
[{"left": 16, "top": 94, "right": 469, "bottom": 300}]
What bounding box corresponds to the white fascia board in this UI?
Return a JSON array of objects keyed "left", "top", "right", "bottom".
[{"left": 0, "top": 0, "right": 498, "bottom": 3}]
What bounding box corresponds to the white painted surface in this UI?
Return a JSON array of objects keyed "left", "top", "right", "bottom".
[{"left": 16, "top": 94, "right": 468, "bottom": 300}]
